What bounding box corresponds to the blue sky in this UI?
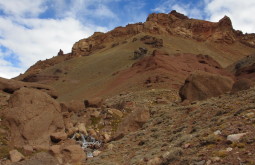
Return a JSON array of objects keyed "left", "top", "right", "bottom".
[{"left": 0, "top": 0, "right": 255, "bottom": 78}]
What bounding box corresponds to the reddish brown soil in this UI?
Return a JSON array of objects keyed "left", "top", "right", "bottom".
[{"left": 98, "top": 52, "right": 234, "bottom": 96}]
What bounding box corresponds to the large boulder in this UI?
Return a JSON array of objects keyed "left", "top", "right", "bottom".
[
  {"left": 179, "top": 71, "right": 234, "bottom": 101},
  {"left": 0, "top": 77, "right": 58, "bottom": 98},
  {"left": 4, "top": 88, "right": 65, "bottom": 147},
  {"left": 231, "top": 78, "right": 255, "bottom": 93}
]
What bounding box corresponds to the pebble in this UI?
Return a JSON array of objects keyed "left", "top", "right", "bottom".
[
  {"left": 93, "top": 150, "right": 101, "bottom": 157},
  {"left": 214, "top": 130, "right": 221, "bottom": 135},
  {"left": 227, "top": 133, "right": 246, "bottom": 142},
  {"left": 211, "top": 157, "right": 220, "bottom": 162}
]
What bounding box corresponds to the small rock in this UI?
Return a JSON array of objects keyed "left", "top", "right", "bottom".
[
  {"left": 50, "top": 145, "right": 61, "bottom": 155},
  {"left": 245, "top": 112, "right": 255, "bottom": 118},
  {"left": 155, "top": 98, "right": 168, "bottom": 104},
  {"left": 183, "top": 143, "right": 191, "bottom": 149},
  {"left": 23, "top": 145, "right": 34, "bottom": 154},
  {"left": 9, "top": 150, "right": 25, "bottom": 163},
  {"left": 226, "top": 147, "right": 233, "bottom": 152},
  {"left": 214, "top": 130, "right": 221, "bottom": 135},
  {"left": 92, "top": 150, "right": 101, "bottom": 157},
  {"left": 195, "top": 160, "right": 206, "bottom": 165},
  {"left": 77, "top": 123, "right": 88, "bottom": 135},
  {"left": 90, "top": 111, "right": 101, "bottom": 118},
  {"left": 211, "top": 157, "right": 220, "bottom": 162},
  {"left": 50, "top": 132, "right": 67, "bottom": 143},
  {"left": 108, "top": 109, "right": 123, "bottom": 118},
  {"left": 65, "top": 122, "right": 75, "bottom": 135},
  {"left": 88, "top": 128, "right": 97, "bottom": 136},
  {"left": 227, "top": 133, "right": 247, "bottom": 142},
  {"left": 103, "top": 133, "right": 111, "bottom": 142}
]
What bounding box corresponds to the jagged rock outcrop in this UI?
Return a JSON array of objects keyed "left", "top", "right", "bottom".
[
  {"left": 140, "top": 35, "right": 163, "bottom": 48},
  {"left": 57, "top": 49, "right": 64, "bottom": 56},
  {"left": 4, "top": 88, "right": 65, "bottom": 147},
  {"left": 179, "top": 71, "right": 234, "bottom": 101},
  {"left": 71, "top": 11, "right": 255, "bottom": 57}
]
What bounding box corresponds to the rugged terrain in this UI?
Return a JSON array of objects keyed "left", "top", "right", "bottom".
[{"left": 0, "top": 11, "right": 255, "bottom": 165}]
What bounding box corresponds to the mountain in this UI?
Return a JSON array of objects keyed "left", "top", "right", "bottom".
[
  {"left": 14, "top": 10, "right": 255, "bottom": 101},
  {"left": 0, "top": 11, "right": 255, "bottom": 165}
]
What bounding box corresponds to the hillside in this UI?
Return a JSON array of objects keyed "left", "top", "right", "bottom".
[
  {"left": 0, "top": 10, "right": 255, "bottom": 165},
  {"left": 15, "top": 10, "right": 255, "bottom": 101}
]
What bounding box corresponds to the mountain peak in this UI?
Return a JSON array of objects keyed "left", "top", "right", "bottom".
[
  {"left": 169, "top": 10, "right": 189, "bottom": 19},
  {"left": 218, "top": 15, "right": 233, "bottom": 29}
]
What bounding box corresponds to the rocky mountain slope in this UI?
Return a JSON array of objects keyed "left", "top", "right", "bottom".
[
  {"left": 0, "top": 11, "right": 255, "bottom": 165},
  {"left": 15, "top": 10, "right": 255, "bottom": 101}
]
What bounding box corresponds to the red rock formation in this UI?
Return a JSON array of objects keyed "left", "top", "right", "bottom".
[
  {"left": 70, "top": 11, "right": 255, "bottom": 57},
  {"left": 99, "top": 51, "right": 234, "bottom": 96}
]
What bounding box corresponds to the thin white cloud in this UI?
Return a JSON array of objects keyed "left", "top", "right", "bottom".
[
  {"left": 52, "top": 0, "right": 118, "bottom": 20},
  {"left": 0, "top": 0, "right": 46, "bottom": 17},
  {"left": 0, "top": 49, "right": 24, "bottom": 78},
  {"left": 0, "top": 16, "right": 107, "bottom": 69},
  {"left": 205, "top": 0, "right": 255, "bottom": 33},
  {"left": 153, "top": 0, "right": 204, "bottom": 19},
  {"left": 0, "top": 0, "right": 114, "bottom": 79}
]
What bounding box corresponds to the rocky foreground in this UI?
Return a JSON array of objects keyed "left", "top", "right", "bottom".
[{"left": 0, "top": 65, "right": 255, "bottom": 165}]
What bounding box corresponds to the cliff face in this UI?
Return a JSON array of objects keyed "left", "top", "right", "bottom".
[{"left": 71, "top": 10, "right": 255, "bottom": 57}]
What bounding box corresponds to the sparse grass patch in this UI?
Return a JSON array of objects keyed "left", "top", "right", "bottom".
[
  {"left": 214, "top": 150, "right": 228, "bottom": 158},
  {"left": 231, "top": 142, "right": 245, "bottom": 148},
  {"left": 200, "top": 134, "right": 223, "bottom": 146},
  {"left": 0, "top": 124, "right": 10, "bottom": 159},
  {"left": 90, "top": 116, "right": 101, "bottom": 127},
  {"left": 110, "top": 117, "right": 121, "bottom": 132},
  {"left": 0, "top": 145, "right": 10, "bottom": 159}
]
